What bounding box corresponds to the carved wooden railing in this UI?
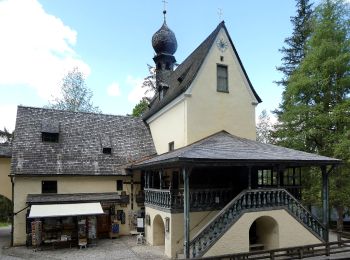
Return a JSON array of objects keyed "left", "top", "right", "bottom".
[
  {"left": 189, "top": 188, "right": 327, "bottom": 258},
  {"left": 144, "top": 188, "right": 233, "bottom": 211}
]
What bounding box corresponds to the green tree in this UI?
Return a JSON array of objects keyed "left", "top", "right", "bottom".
[
  {"left": 131, "top": 64, "right": 155, "bottom": 116},
  {"left": 132, "top": 98, "right": 149, "bottom": 117},
  {"left": 0, "top": 127, "right": 13, "bottom": 144},
  {"left": 256, "top": 109, "right": 275, "bottom": 144},
  {"left": 275, "top": 0, "right": 350, "bottom": 231},
  {"left": 48, "top": 67, "right": 100, "bottom": 113},
  {"left": 276, "top": 0, "right": 314, "bottom": 87}
]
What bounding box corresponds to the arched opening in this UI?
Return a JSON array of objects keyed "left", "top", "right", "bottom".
[
  {"left": 0, "top": 195, "right": 12, "bottom": 224},
  {"left": 249, "top": 216, "right": 279, "bottom": 251},
  {"left": 153, "top": 214, "right": 165, "bottom": 246}
]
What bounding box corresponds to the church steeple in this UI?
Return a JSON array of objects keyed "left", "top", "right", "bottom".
[{"left": 152, "top": 9, "right": 177, "bottom": 98}]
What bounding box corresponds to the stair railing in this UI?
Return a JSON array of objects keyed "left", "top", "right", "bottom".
[{"left": 189, "top": 188, "right": 326, "bottom": 258}]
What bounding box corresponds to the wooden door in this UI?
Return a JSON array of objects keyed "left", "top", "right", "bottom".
[{"left": 97, "top": 209, "right": 110, "bottom": 238}]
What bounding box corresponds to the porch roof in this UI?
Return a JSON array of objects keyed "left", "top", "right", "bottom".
[
  {"left": 131, "top": 131, "right": 341, "bottom": 169},
  {"left": 26, "top": 192, "right": 128, "bottom": 204}
]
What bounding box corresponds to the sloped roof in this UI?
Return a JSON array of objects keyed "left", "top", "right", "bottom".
[
  {"left": 27, "top": 192, "right": 128, "bottom": 204},
  {"left": 0, "top": 143, "right": 11, "bottom": 158},
  {"left": 142, "top": 21, "right": 262, "bottom": 121},
  {"left": 132, "top": 131, "right": 340, "bottom": 168},
  {"left": 11, "top": 106, "right": 156, "bottom": 176}
]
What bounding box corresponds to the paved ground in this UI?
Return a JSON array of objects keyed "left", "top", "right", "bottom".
[
  {"left": 0, "top": 226, "right": 167, "bottom": 260},
  {"left": 2, "top": 226, "right": 350, "bottom": 260}
]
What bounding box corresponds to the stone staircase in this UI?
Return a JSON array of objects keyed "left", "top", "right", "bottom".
[{"left": 188, "top": 188, "right": 327, "bottom": 258}]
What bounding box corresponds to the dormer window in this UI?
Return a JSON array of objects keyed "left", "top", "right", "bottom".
[
  {"left": 42, "top": 132, "right": 59, "bottom": 143},
  {"left": 103, "top": 147, "right": 112, "bottom": 154},
  {"left": 158, "top": 83, "right": 169, "bottom": 101},
  {"left": 41, "top": 120, "right": 59, "bottom": 143}
]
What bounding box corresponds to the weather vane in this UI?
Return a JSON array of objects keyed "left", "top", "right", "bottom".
[{"left": 217, "top": 8, "right": 223, "bottom": 21}]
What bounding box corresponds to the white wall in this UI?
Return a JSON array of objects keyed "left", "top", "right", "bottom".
[
  {"left": 204, "top": 209, "right": 322, "bottom": 257},
  {"left": 13, "top": 174, "right": 140, "bottom": 245}
]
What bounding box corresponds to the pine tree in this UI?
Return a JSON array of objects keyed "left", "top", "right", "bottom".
[
  {"left": 276, "top": 0, "right": 350, "bottom": 231},
  {"left": 276, "top": 0, "right": 313, "bottom": 87}
]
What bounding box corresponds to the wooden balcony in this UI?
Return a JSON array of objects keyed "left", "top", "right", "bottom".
[{"left": 144, "top": 188, "right": 233, "bottom": 212}]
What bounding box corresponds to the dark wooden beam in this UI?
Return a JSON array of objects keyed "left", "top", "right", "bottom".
[
  {"left": 183, "top": 167, "right": 190, "bottom": 258},
  {"left": 248, "top": 166, "right": 252, "bottom": 189},
  {"left": 321, "top": 165, "right": 329, "bottom": 243}
]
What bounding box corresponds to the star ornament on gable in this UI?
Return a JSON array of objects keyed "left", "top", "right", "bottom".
[{"left": 216, "top": 38, "right": 228, "bottom": 52}]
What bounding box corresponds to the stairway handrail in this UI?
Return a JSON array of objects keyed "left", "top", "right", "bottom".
[{"left": 189, "top": 188, "right": 326, "bottom": 251}]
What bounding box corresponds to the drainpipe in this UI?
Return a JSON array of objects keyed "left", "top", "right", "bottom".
[{"left": 10, "top": 174, "right": 14, "bottom": 247}]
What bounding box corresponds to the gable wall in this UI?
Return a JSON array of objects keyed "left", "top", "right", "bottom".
[
  {"left": 186, "top": 29, "right": 257, "bottom": 144},
  {"left": 148, "top": 99, "right": 187, "bottom": 154}
]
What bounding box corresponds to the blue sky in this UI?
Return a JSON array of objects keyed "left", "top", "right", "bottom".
[{"left": 0, "top": 0, "right": 303, "bottom": 131}]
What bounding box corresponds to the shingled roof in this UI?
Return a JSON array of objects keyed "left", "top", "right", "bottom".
[
  {"left": 132, "top": 131, "right": 340, "bottom": 168},
  {"left": 27, "top": 192, "right": 128, "bottom": 204},
  {"left": 142, "top": 21, "right": 262, "bottom": 121},
  {"left": 0, "top": 143, "right": 11, "bottom": 158},
  {"left": 11, "top": 106, "right": 156, "bottom": 176}
]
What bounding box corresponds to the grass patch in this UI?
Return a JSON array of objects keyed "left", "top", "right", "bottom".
[{"left": 0, "top": 222, "right": 10, "bottom": 227}]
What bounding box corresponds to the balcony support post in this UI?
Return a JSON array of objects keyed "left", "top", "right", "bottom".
[
  {"left": 159, "top": 170, "right": 163, "bottom": 190},
  {"left": 321, "top": 165, "right": 329, "bottom": 242},
  {"left": 183, "top": 167, "right": 190, "bottom": 259},
  {"left": 248, "top": 166, "right": 252, "bottom": 190}
]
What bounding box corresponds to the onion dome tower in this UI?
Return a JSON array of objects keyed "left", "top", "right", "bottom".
[{"left": 152, "top": 10, "right": 177, "bottom": 97}]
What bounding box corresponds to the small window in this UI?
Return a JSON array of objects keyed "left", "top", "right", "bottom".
[
  {"left": 42, "top": 132, "right": 59, "bottom": 143},
  {"left": 258, "top": 169, "right": 277, "bottom": 186},
  {"left": 168, "top": 141, "right": 174, "bottom": 151},
  {"left": 217, "top": 64, "right": 228, "bottom": 92},
  {"left": 103, "top": 147, "right": 112, "bottom": 154},
  {"left": 42, "top": 181, "right": 57, "bottom": 194},
  {"left": 283, "top": 168, "right": 302, "bottom": 186},
  {"left": 220, "top": 56, "right": 224, "bottom": 62},
  {"left": 117, "top": 180, "right": 123, "bottom": 191}
]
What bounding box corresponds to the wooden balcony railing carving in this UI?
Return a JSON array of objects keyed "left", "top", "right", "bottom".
[
  {"left": 189, "top": 188, "right": 327, "bottom": 258},
  {"left": 144, "top": 188, "right": 233, "bottom": 211}
]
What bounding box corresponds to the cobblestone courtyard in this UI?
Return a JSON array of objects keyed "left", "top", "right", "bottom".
[
  {"left": 3, "top": 226, "right": 350, "bottom": 260},
  {"left": 0, "top": 226, "right": 166, "bottom": 260}
]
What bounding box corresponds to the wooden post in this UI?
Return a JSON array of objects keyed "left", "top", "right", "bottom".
[
  {"left": 321, "top": 165, "right": 329, "bottom": 243},
  {"left": 248, "top": 166, "right": 252, "bottom": 189},
  {"left": 159, "top": 170, "right": 163, "bottom": 189},
  {"left": 183, "top": 167, "right": 190, "bottom": 258},
  {"left": 277, "top": 165, "right": 285, "bottom": 188},
  {"left": 151, "top": 172, "right": 154, "bottom": 188}
]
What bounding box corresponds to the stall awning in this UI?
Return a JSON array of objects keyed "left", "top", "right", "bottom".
[{"left": 28, "top": 202, "right": 104, "bottom": 218}]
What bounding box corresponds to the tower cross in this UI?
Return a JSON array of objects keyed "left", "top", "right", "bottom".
[
  {"left": 217, "top": 8, "right": 223, "bottom": 21},
  {"left": 162, "top": 0, "right": 168, "bottom": 12}
]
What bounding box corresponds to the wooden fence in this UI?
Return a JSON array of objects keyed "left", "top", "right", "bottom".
[{"left": 197, "top": 239, "right": 350, "bottom": 260}]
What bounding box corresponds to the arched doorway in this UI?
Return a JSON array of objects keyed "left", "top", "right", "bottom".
[
  {"left": 249, "top": 216, "right": 279, "bottom": 251},
  {"left": 153, "top": 215, "right": 165, "bottom": 246},
  {"left": 0, "top": 195, "right": 12, "bottom": 223}
]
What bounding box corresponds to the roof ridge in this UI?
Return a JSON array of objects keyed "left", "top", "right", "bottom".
[{"left": 17, "top": 105, "right": 137, "bottom": 119}]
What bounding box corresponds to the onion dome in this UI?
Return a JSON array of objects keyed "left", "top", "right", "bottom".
[{"left": 152, "top": 16, "right": 177, "bottom": 55}]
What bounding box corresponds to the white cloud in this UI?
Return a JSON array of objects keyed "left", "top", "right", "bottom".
[
  {"left": 0, "top": 0, "right": 90, "bottom": 100},
  {"left": 107, "top": 82, "right": 121, "bottom": 97},
  {"left": 0, "top": 105, "right": 17, "bottom": 132},
  {"left": 127, "top": 75, "right": 154, "bottom": 103}
]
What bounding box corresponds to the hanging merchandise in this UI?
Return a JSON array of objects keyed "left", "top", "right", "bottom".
[
  {"left": 31, "top": 220, "right": 42, "bottom": 248},
  {"left": 87, "top": 216, "right": 97, "bottom": 239}
]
